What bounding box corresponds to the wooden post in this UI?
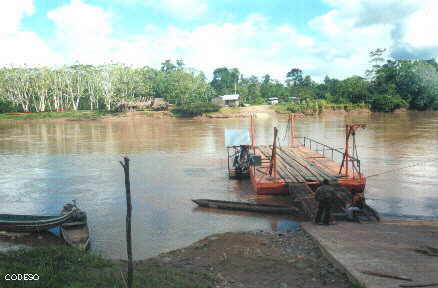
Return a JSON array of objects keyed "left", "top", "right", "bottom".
[
  {"left": 339, "top": 125, "right": 350, "bottom": 176},
  {"left": 269, "top": 127, "right": 278, "bottom": 181},
  {"left": 120, "top": 156, "right": 133, "bottom": 288},
  {"left": 250, "top": 113, "right": 256, "bottom": 148},
  {"left": 227, "top": 148, "right": 230, "bottom": 177},
  {"left": 250, "top": 113, "right": 253, "bottom": 148},
  {"left": 289, "top": 114, "right": 296, "bottom": 146}
]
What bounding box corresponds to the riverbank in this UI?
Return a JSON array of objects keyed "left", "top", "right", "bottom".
[
  {"left": 202, "top": 104, "right": 371, "bottom": 119},
  {"left": 0, "top": 229, "right": 357, "bottom": 288},
  {"left": 0, "top": 110, "right": 113, "bottom": 120},
  {"left": 0, "top": 104, "right": 373, "bottom": 121},
  {"left": 145, "top": 230, "right": 356, "bottom": 288},
  {"left": 272, "top": 103, "right": 371, "bottom": 116},
  {"left": 1, "top": 218, "right": 437, "bottom": 287}
]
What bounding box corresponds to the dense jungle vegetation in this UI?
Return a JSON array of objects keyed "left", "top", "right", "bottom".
[{"left": 0, "top": 49, "right": 437, "bottom": 113}]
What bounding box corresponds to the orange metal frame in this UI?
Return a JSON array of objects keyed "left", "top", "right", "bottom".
[
  {"left": 249, "top": 120, "right": 368, "bottom": 195},
  {"left": 339, "top": 124, "right": 367, "bottom": 178}
]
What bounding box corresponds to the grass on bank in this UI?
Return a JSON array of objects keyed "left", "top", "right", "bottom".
[
  {"left": 171, "top": 103, "right": 221, "bottom": 117},
  {"left": 0, "top": 110, "right": 114, "bottom": 120},
  {"left": 272, "top": 101, "right": 369, "bottom": 115},
  {"left": 0, "top": 246, "right": 214, "bottom": 288},
  {"left": 215, "top": 106, "right": 241, "bottom": 115}
]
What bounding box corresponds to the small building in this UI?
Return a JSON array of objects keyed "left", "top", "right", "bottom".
[
  {"left": 212, "top": 94, "right": 240, "bottom": 107},
  {"left": 152, "top": 98, "right": 169, "bottom": 111},
  {"left": 290, "top": 97, "right": 301, "bottom": 104},
  {"left": 113, "top": 99, "right": 152, "bottom": 112},
  {"left": 267, "top": 97, "right": 279, "bottom": 105}
]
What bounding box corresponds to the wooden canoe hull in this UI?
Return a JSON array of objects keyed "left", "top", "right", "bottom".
[
  {"left": 61, "top": 223, "right": 90, "bottom": 251},
  {"left": 192, "top": 199, "right": 300, "bottom": 215},
  {"left": 60, "top": 206, "right": 90, "bottom": 250},
  {"left": 0, "top": 209, "right": 77, "bottom": 232}
]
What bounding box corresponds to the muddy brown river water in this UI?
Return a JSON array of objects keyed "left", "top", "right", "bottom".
[{"left": 0, "top": 111, "right": 437, "bottom": 259}]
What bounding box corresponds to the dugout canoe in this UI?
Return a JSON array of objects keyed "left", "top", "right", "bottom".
[
  {"left": 61, "top": 221, "right": 90, "bottom": 251},
  {"left": 0, "top": 208, "right": 78, "bottom": 232},
  {"left": 192, "top": 199, "right": 300, "bottom": 215},
  {"left": 61, "top": 204, "right": 90, "bottom": 250}
]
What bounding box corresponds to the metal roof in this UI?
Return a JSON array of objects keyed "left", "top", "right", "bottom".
[{"left": 220, "top": 94, "right": 240, "bottom": 101}]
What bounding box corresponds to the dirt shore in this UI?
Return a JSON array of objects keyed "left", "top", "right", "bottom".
[
  {"left": 126, "top": 106, "right": 370, "bottom": 120},
  {"left": 137, "top": 229, "right": 356, "bottom": 288},
  {"left": 0, "top": 228, "right": 356, "bottom": 287}
]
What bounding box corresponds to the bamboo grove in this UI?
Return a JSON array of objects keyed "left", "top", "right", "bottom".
[{"left": 0, "top": 63, "right": 214, "bottom": 113}]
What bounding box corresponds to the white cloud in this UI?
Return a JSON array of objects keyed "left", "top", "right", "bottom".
[
  {"left": 0, "top": 32, "right": 63, "bottom": 66},
  {"left": 45, "top": 0, "right": 435, "bottom": 82},
  {"left": 119, "top": 14, "right": 318, "bottom": 80},
  {"left": 47, "top": 0, "right": 114, "bottom": 64},
  {"left": 0, "top": 1, "right": 34, "bottom": 34},
  {"left": 307, "top": 9, "right": 392, "bottom": 79},
  {"left": 307, "top": 0, "right": 438, "bottom": 79},
  {"left": 2, "top": 0, "right": 437, "bottom": 82},
  {"left": 403, "top": 0, "right": 438, "bottom": 49},
  {"left": 0, "top": 1, "right": 63, "bottom": 66},
  {"left": 42, "top": 9, "right": 318, "bottom": 80},
  {"left": 320, "top": 0, "right": 438, "bottom": 59}
]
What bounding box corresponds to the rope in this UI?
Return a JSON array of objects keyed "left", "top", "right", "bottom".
[{"left": 366, "top": 161, "right": 435, "bottom": 178}]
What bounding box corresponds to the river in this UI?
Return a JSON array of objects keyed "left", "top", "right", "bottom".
[{"left": 0, "top": 111, "right": 437, "bottom": 259}]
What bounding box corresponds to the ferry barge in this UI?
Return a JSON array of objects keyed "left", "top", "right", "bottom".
[{"left": 226, "top": 114, "right": 367, "bottom": 217}]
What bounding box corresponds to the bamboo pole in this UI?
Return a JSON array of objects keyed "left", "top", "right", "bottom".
[{"left": 120, "top": 156, "right": 133, "bottom": 288}]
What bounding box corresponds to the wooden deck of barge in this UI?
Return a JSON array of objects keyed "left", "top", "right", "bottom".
[{"left": 249, "top": 145, "right": 365, "bottom": 195}]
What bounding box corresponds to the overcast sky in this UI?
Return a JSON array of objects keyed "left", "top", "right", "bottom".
[{"left": 1, "top": 0, "right": 437, "bottom": 81}]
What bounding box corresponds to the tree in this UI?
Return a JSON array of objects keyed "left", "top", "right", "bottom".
[
  {"left": 246, "top": 75, "right": 261, "bottom": 104},
  {"left": 369, "top": 84, "right": 407, "bottom": 112},
  {"left": 161, "top": 60, "right": 176, "bottom": 72},
  {"left": 366, "top": 48, "right": 386, "bottom": 78},
  {"left": 302, "top": 75, "right": 314, "bottom": 88},
  {"left": 210, "top": 67, "right": 240, "bottom": 95},
  {"left": 340, "top": 76, "right": 371, "bottom": 104},
  {"left": 286, "top": 68, "right": 303, "bottom": 86},
  {"left": 176, "top": 59, "right": 184, "bottom": 70},
  {"left": 371, "top": 59, "right": 438, "bottom": 110}
]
